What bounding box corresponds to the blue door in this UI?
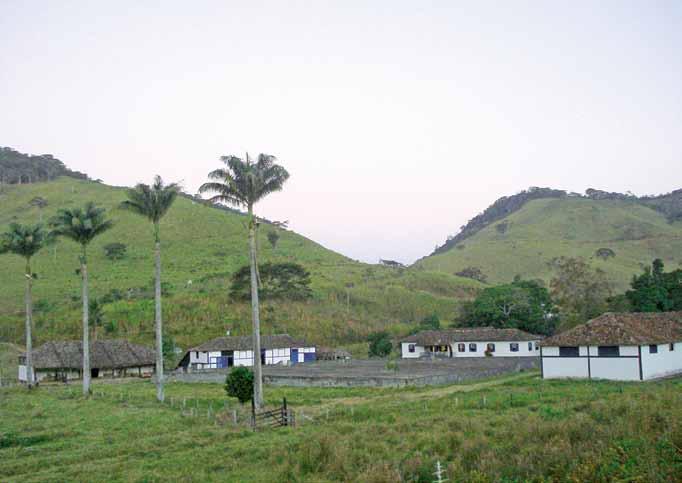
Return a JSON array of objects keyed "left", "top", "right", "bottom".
[
  {"left": 303, "top": 352, "right": 316, "bottom": 363},
  {"left": 290, "top": 349, "right": 299, "bottom": 365}
]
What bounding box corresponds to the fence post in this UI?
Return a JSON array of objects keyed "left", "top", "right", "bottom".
[
  {"left": 232, "top": 409, "right": 237, "bottom": 425},
  {"left": 251, "top": 398, "right": 256, "bottom": 430},
  {"left": 282, "top": 397, "right": 288, "bottom": 426}
]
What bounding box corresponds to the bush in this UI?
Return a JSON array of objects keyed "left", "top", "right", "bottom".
[
  {"left": 103, "top": 243, "right": 127, "bottom": 260},
  {"left": 368, "top": 332, "right": 392, "bottom": 358},
  {"left": 419, "top": 313, "right": 440, "bottom": 330},
  {"left": 225, "top": 367, "right": 254, "bottom": 404}
]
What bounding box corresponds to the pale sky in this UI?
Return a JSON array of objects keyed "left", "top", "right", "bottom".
[{"left": 2, "top": 1, "right": 681, "bottom": 263}]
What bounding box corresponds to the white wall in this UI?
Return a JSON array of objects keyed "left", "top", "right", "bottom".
[
  {"left": 590, "top": 357, "right": 640, "bottom": 381},
  {"left": 401, "top": 342, "right": 425, "bottom": 359},
  {"left": 191, "top": 346, "right": 317, "bottom": 367},
  {"left": 452, "top": 340, "right": 540, "bottom": 358},
  {"left": 641, "top": 342, "right": 682, "bottom": 380},
  {"left": 542, "top": 356, "right": 589, "bottom": 378}
]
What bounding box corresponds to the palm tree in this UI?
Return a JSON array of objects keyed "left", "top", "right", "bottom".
[
  {"left": 120, "top": 175, "right": 179, "bottom": 402},
  {"left": 199, "top": 153, "right": 289, "bottom": 408},
  {"left": 0, "top": 223, "right": 52, "bottom": 389},
  {"left": 51, "top": 203, "right": 113, "bottom": 396}
]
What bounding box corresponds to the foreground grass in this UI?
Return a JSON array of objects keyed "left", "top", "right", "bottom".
[{"left": 1, "top": 375, "right": 681, "bottom": 482}]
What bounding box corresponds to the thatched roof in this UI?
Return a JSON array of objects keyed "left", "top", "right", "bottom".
[
  {"left": 21, "top": 340, "right": 155, "bottom": 370},
  {"left": 402, "top": 327, "right": 542, "bottom": 346},
  {"left": 540, "top": 312, "right": 682, "bottom": 347},
  {"left": 188, "top": 334, "right": 310, "bottom": 352}
]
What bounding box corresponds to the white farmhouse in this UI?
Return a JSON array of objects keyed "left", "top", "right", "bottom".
[
  {"left": 401, "top": 327, "right": 542, "bottom": 359},
  {"left": 177, "top": 334, "right": 315, "bottom": 370},
  {"left": 540, "top": 312, "right": 682, "bottom": 381},
  {"left": 19, "top": 340, "right": 155, "bottom": 383}
]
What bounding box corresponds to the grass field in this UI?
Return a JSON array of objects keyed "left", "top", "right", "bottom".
[
  {"left": 418, "top": 197, "right": 682, "bottom": 291},
  {"left": 0, "top": 178, "right": 480, "bottom": 350},
  {"left": 1, "top": 374, "right": 680, "bottom": 482}
]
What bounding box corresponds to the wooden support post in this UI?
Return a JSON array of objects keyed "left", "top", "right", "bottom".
[
  {"left": 282, "top": 397, "right": 288, "bottom": 426},
  {"left": 251, "top": 398, "right": 256, "bottom": 430},
  {"left": 232, "top": 409, "right": 237, "bottom": 425}
]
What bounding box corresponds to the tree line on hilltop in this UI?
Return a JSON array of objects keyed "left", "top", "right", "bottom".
[{"left": 0, "top": 147, "right": 88, "bottom": 185}]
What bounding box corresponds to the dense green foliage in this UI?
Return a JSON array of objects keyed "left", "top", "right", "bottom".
[
  {"left": 550, "top": 257, "right": 613, "bottom": 329},
  {"left": 230, "top": 262, "right": 313, "bottom": 301},
  {"left": 0, "top": 223, "right": 53, "bottom": 261},
  {"left": 0, "top": 147, "right": 88, "bottom": 185},
  {"left": 626, "top": 259, "right": 682, "bottom": 312},
  {"left": 367, "top": 331, "right": 392, "bottom": 357},
  {"left": 224, "top": 366, "right": 255, "bottom": 403},
  {"left": 460, "top": 278, "right": 557, "bottom": 335},
  {"left": 1, "top": 375, "right": 680, "bottom": 481}
]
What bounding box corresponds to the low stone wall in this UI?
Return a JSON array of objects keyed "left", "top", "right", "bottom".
[{"left": 167, "top": 357, "right": 539, "bottom": 387}]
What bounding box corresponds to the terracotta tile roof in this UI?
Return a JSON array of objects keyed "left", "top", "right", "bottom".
[
  {"left": 402, "top": 327, "right": 542, "bottom": 346},
  {"left": 189, "top": 334, "right": 310, "bottom": 352},
  {"left": 540, "top": 312, "right": 682, "bottom": 347},
  {"left": 22, "top": 340, "right": 155, "bottom": 370}
]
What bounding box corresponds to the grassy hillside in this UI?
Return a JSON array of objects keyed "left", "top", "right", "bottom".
[
  {"left": 1, "top": 375, "right": 680, "bottom": 481},
  {"left": 418, "top": 197, "right": 682, "bottom": 291},
  {"left": 0, "top": 178, "right": 480, "bottom": 351}
]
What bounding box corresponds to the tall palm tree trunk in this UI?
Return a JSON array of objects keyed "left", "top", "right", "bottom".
[
  {"left": 24, "top": 259, "right": 34, "bottom": 389},
  {"left": 249, "top": 206, "right": 264, "bottom": 408},
  {"left": 81, "top": 252, "right": 91, "bottom": 396},
  {"left": 154, "top": 238, "right": 164, "bottom": 402}
]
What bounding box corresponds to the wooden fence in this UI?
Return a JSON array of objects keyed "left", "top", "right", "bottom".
[{"left": 251, "top": 397, "right": 294, "bottom": 430}]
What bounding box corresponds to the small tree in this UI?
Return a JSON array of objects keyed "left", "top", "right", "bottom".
[
  {"left": 103, "top": 242, "right": 127, "bottom": 260},
  {"left": 266, "top": 230, "right": 280, "bottom": 249},
  {"left": 225, "top": 366, "right": 254, "bottom": 404},
  {"left": 368, "top": 332, "right": 392, "bottom": 358}
]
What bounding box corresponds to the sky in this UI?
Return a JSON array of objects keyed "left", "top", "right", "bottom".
[{"left": 1, "top": 1, "right": 681, "bottom": 264}]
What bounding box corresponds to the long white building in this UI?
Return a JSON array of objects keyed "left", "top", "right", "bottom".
[
  {"left": 177, "top": 334, "right": 316, "bottom": 370},
  {"left": 540, "top": 312, "right": 682, "bottom": 381},
  {"left": 401, "top": 327, "right": 542, "bottom": 359}
]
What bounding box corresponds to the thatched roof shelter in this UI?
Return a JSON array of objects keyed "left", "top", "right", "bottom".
[{"left": 21, "top": 340, "right": 155, "bottom": 370}]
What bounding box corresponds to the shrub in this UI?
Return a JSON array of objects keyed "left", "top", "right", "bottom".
[
  {"left": 419, "top": 313, "right": 440, "bottom": 330},
  {"left": 368, "top": 332, "right": 392, "bottom": 358},
  {"left": 103, "top": 242, "right": 127, "bottom": 260},
  {"left": 595, "top": 248, "right": 615, "bottom": 260},
  {"left": 225, "top": 367, "right": 254, "bottom": 404},
  {"left": 455, "top": 267, "right": 488, "bottom": 283}
]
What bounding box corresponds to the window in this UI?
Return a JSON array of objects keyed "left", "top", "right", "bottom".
[
  {"left": 487, "top": 343, "right": 496, "bottom": 352},
  {"left": 559, "top": 346, "right": 579, "bottom": 357},
  {"left": 408, "top": 344, "right": 415, "bottom": 353},
  {"left": 598, "top": 346, "right": 620, "bottom": 357},
  {"left": 458, "top": 343, "right": 466, "bottom": 352},
  {"left": 469, "top": 343, "right": 477, "bottom": 352},
  {"left": 510, "top": 343, "right": 519, "bottom": 352},
  {"left": 670, "top": 343, "right": 675, "bottom": 351},
  {"left": 528, "top": 342, "right": 533, "bottom": 351},
  {"left": 649, "top": 344, "right": 658, "bottom": 354}
]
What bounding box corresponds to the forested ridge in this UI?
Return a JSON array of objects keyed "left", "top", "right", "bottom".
[{"left": 0, "top": 146, "right": 88, "bottom": 185}]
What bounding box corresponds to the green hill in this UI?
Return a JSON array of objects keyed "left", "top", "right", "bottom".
[
  {"left": 0, "top": 177, "right": 480, "bottom": 352},
  {"left": 418, "top": 196, "right": 682, "bottom": 291}
]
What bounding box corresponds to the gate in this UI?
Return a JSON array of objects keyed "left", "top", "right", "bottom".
[{"left": 251, "top": 397, "right": 295, "bottom": 430}]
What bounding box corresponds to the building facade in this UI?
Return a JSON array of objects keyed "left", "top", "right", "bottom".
[
  {"left": 18, "top": 340, "right": 155, "bottom": 383},
  {"left": 177, "top": 334, "right": 316, "bottom": 370},
  {"left": 401, "top": 328, "right": 542, "bottom": 359},
  {"left": 540, "top": 312, "right": 682, "bottom": 381}
]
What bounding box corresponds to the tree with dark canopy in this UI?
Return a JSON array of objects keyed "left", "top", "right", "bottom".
[
  {"left": 199, "top": 153, "right": 290, "bottom": 409},
  {"left": 120, "top": 175, "right": 179, "bottom": 402},
  {"left": 460, "top": 278, "right": 556, "bottom": 335},
  {"left": 626, "top": 259, "right": 682, "bottom": 312},
  {"left": 230, "top": 262, "right": 312, "bottom": 302}
]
